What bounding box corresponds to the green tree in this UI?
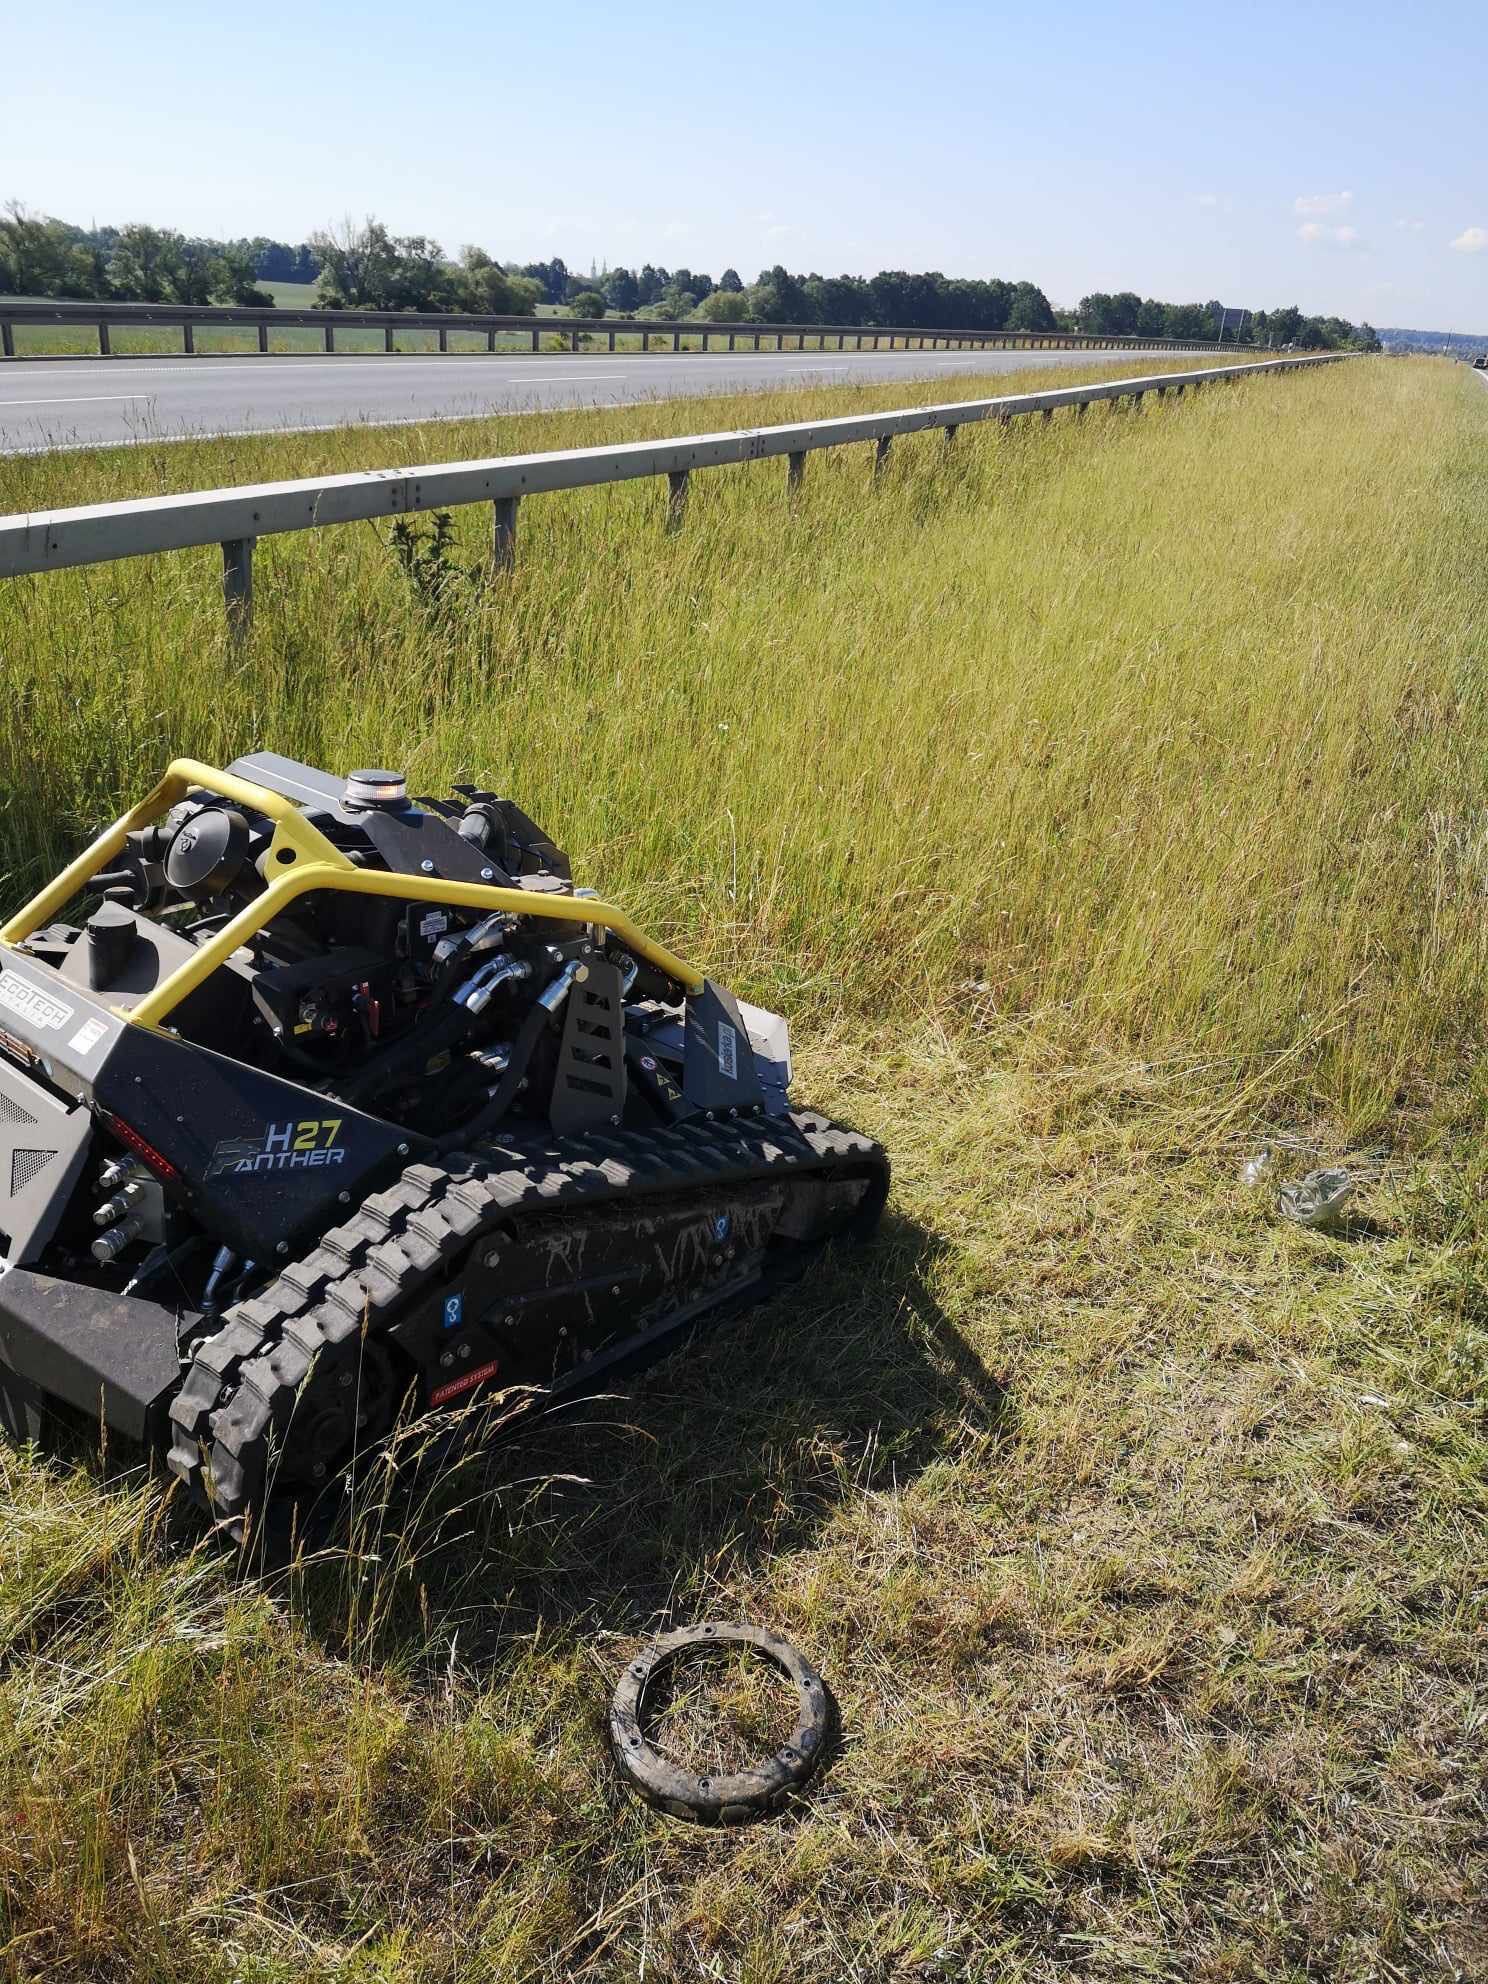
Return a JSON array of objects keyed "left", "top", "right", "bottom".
[
  {"left": 307, "top": 218, "right": 396, "bottom": 306},
  {"left": 693, "top": 288, "right": 752, "bottom": 322},
  {"left": 107, "top": 224, "right": 176, "bottom": 301},
  {"left": 1006, "top": 281, "right": 1056, "bottom": 332},
  {"left": 748, "top": 265, "right": 814, "bottom": 322},
  {"left": 602, "top": 266, "right": 639, "bottom": 313},
  {"left": 0, "top": 204, "right": 84, "bottom": 296},
  {"left": 643, "top": 287, "right": 697, "bottom": 321},
  {"left": 457, "top": 247, "right": 539, "bottom": 315},
  {"left": 568, "top": 289, "right": 606, "bottom": 318},
  {"left": 208, "top": 242, "right": 271, "bottom": 306}
]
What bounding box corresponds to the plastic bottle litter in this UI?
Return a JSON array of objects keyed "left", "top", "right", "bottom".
[
  {"left": 1239, "top": 1149, "right": 1275, "bottom": 1188},
  {"left": 1277, "top": 1167, "right": 1353, "bottom": 1230}
]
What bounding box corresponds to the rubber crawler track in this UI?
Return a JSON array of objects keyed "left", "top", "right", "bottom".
[{"left": 166, "top": 1111, "right": 885, "bottom": 1538}]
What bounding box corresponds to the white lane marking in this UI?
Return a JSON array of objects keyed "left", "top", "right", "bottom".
[
  {"left": 500, "top": 372, "right": 625, "bottom": 382},
  {"left": 0, "top": 392, "right": 151, "bottom": 405}
]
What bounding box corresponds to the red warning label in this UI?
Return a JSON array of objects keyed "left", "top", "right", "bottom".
[{"left": 430, "top": 1358, "right": 501, "bottom": 1408}]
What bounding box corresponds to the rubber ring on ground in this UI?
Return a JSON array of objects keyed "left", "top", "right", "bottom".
[{"left": 609, "top": 1621, "right": 833, "bottom": 1825}]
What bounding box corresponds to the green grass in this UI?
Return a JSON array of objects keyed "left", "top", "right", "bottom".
[
  {"left": 0, "top": 355, "right": 1484, "bottom": 1980},
  {"left": 257, "top": 279, "right": 322, "bottom": 308}
]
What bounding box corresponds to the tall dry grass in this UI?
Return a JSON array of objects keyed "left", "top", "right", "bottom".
[
  {"left": 0, "top": 357, "right": 1484, "bottom": 1983},
  {"left": 3, "top": 355, "right": 1484, "bottom": 1129}
]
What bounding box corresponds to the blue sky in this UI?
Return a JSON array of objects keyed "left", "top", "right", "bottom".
[{"left": 3, "top": 0, "right": 1484, "bottom": 329}]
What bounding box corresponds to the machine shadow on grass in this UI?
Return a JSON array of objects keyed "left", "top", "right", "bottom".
[{"left": 283, "top": 1210, "right": 1007, "bottom": 1679}]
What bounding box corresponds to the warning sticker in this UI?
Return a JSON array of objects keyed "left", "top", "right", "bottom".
[
  {"left": 716, "top": 1020, "right": 738, "bottom": 1080},
  {"left": 430, "top": 1358, "right": 501, "bottom": 1409},
  {"left": 68, "top": 1018, "right": 109, "bottom": 1057}
]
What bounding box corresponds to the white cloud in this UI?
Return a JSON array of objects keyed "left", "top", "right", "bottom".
[
  {"left": 1298, "top": 221, "right": 1362, "bottom": 248},
  {"left": 1295, "top": 190, "right": 1353, "bottom": 216},
  {"left": 1450, "top": 226, "right": 1488, "bottom": 253},
  {"left": 1196, "top": 193, "right": 1219, "bottom": 209},
  {"left": 1394, "top": 218, "right": 1426, "bottom": 232}
]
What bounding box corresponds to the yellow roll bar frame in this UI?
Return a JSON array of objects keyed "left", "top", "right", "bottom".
[{"left": 0, "top": 758, "right": 704, "bottom": 1027}]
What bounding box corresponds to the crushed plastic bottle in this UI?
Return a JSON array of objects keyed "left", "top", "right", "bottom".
[
  {"left": 1239, "top": 1149, "right": 1275, "bottom": 1188},
  {"left": 1277, "top": 1168, "right": 1353, "bottom": 1230}
]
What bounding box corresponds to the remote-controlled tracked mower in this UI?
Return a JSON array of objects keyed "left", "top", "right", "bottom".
[{"left": 0, "top": 756, "right": 887, "bottom": 1536}]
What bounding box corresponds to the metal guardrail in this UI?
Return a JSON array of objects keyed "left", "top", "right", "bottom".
[
  {"left": 0, "top": 355, "right": 1343, "bottom": 635},
  {"left": 1, "top": 296, "right": 1257, "bottom": 361}
]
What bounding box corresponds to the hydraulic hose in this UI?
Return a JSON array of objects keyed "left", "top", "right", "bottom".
[{"left": 434, "top": 998, "right": 551, "bottom": 1153}]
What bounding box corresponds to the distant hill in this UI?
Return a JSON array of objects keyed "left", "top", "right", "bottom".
[{"left": 1379, "top": 326, "right": 1488, "bottom": 357}]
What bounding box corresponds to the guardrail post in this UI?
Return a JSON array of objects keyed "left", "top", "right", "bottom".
[
  {"left": 642, "top": 331, "right": 650, "bottom": 353},
  {"left": 673, "top": 330, "right": 681, "bottom": 352},
  {"left": 492, "top": 495, "right": 519, "bottom": 572},
  {"left": 325, "top": 326, "right": 335, "bottom": 354},
  {"left": 666, "top": 470, "right": 689, "bottom": 532},
  {"left": 787, "top": 449, "right": 806, "bottom": 494},
  {"left": 183, "top": 323, "right": 195, "bottom": 355},
  {"left": 944, "top": 423, "right": 958, "bottom": 445},
  {"left": 728, "top": 332, "right": 736, "bottom": 351},
  {"left": 701, "top": 332, "right": 709, "bottom": 352},
  {"left": 259, "top": 323, "right": 270, "bottom": 354},
  {"left": 222, "top": 537, "right": 254, "bottom": 640},
  {"left": 1041, "top": 408, "right": 1053, "bottom": 422},
  {"left": 753, "top": 333, "right": 760, "bottom": 350},
  {"left": 532, "top": 327, "right": 540, "bottom": 352},
  {"left": 873, "top": 434, "right": 892, "bottom": 478},
  {"left": 1, "top": 321, "right": 12, "bottom": 359},
  {"left": 439, "top": 326, "right": 449, "bottom": 353},
  {"left": 486, "top": 328, "right": 496, "bottom": 352},
  {"left": 98, "top": 322, "right": 111, "bottom": 356}
]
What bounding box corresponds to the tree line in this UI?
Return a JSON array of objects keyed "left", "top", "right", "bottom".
[
  {"left": 0, "top": 206, "right": 1378, "bottom": 348},
  {"left": 0, "top": 204, "right": 314, "bottom": 306},
  {"left": 1076, "top": 290, "right": 1378, "bottom": 352}
]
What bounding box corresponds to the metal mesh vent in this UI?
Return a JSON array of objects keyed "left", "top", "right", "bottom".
[
  {"left": 10, "top": 1148, "right": 55, "bottom": 1195},
  {"left": 0, "top": 1090, "right": 37, "bottom": 1127}
]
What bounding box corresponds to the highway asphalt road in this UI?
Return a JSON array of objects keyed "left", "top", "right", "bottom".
[{"left": 0, "top": 345, "right": 1228, "bottom": 456}]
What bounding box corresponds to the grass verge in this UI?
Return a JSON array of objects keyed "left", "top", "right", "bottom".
[{"left": 0, "top": 356, "right": 1483, "bottom": 1980}]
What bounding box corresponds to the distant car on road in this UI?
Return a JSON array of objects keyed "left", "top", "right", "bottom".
[{"left": 1474, "top": 353, "right": 1488, "bottom": 368}]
